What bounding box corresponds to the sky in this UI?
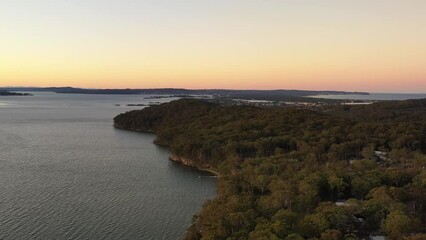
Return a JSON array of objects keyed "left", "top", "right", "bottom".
[{"left": 1, "top": 0, "right": 426, "bottom": 92}]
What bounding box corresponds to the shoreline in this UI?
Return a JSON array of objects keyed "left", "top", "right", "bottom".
[
  {"left": 114, "top": 123, "right": 220, "bottom": 176},
  {"left": 113, "top": 124, "right": 156, "bottom": 133},
  {"left": 168, "top": 154, "right": 219, "bottom": 176}
]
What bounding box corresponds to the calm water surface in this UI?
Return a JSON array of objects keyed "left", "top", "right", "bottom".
[{"left": 0, "top": 92, "right": 216, "bottom": 240}]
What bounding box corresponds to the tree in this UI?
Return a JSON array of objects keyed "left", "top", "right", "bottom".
[
  {"left": 361, "top": 144, "right": 375, "bottom": 159},
  {"left": 383, "top": 211, "right": 413, "bottom": 240},
  {"left": 351, "top": 172, "right": 381, "bottom": 200},
  {"left": 328, "top": 175, "right": 348, "bottom": 200},
  {"left": 298, "top": 213, "right": 331, "bottom": 238},
  {"left": 320, "top": 229, "right": 343, "bottom": 240},
  {"left": 271, "top": 210, "right": 298, "bottom": 238},
  {"left": 343, "top": 233, "right": 359, "bottom": 240},
  {"left": 248, "top": 219, "right": 280, "bottom": 240},
  {"left": 269, "top": 179, "right": 297, "bottom": 210},
  {"left": 406, "top": 234, "right": 426, "bottom": 240},
  {"left": 285, "top": 233, "right": 304, "bottom": 240}
]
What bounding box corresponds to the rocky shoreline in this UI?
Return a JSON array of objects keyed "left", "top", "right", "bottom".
[
  {"left": 168, "top": 153, "right": 218, "bottom": 176},
  {"left": 113, "top": 123, "right": 219, "bottom": 176},
  {"left": 113, "top": 123, "right": 155, "bottom": 133}
]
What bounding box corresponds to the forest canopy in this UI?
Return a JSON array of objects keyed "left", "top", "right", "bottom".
[{"left": 114, "top": 99, "right": 426, "bottom": 240}]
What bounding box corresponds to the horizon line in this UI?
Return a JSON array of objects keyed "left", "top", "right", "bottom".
[{"left": 2, "top": 86, "right": 426, "bottom": 94}]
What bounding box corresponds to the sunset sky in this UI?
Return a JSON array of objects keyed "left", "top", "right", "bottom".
[{"left": 1, "top": 0, "right": 426, "bottom": 92}]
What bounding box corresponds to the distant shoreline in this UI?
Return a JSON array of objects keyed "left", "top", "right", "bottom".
[
  {"left": 308, "top": 93, "right": 426, "bottom": 101},
  {"left": 0, "top": 87, "right": 369, "bottom": 96}
]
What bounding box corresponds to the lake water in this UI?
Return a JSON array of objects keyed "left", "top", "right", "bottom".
[
  {"left": 310, "top": 93, "right": 426, "bottom": 101},
  {"left": 0, "top": 92, "right": 216, "bottom": 240}
]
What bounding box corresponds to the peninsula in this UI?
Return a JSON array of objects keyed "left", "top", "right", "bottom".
[{"left": 114, "top": 99, "right": 426, "bottom": 240}]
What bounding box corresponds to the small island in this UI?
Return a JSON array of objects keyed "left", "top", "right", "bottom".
[{"left": 0, "top": 90, "right": 32, "bottom": 96}]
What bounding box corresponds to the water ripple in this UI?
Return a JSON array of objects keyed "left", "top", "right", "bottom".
[{"left": 0, "top": 92, "right": 216, "bottom": 239}]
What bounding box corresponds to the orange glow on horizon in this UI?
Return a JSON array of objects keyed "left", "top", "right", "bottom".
[{"left": 1, "top": 1, "right": 426, "bottom": 93}]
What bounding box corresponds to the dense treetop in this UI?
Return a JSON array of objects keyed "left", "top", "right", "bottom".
[{"left": 114, "top": 99, "right": 426, "bottom": 240}]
